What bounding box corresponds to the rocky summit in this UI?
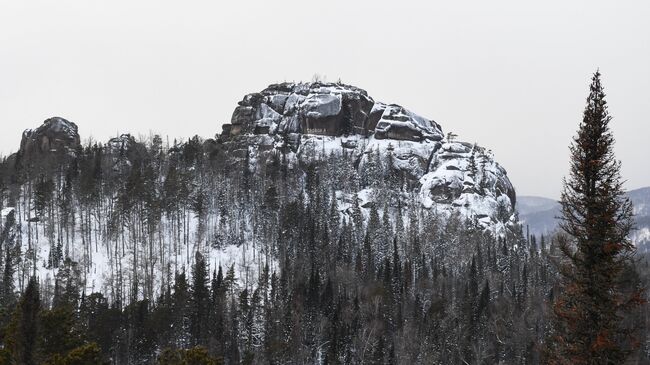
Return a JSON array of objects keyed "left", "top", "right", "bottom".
[
  {"left": 222, "top": 82, "right": 443, "bottom": 142},
  {"left": 217, "top": 82, "right": 516, "bottom": 230}
]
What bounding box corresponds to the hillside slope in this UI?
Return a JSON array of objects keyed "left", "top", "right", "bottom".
[{"left": 0, "top": 82, "right": 518, "bottom": 303}]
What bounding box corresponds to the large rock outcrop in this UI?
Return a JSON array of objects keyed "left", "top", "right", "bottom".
[{"left": 218, "top": 82, "right": 517, "bottom": 230}]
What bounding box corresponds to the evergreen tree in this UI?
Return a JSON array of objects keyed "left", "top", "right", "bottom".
[
  {"left": 190, "top": 251, "right": 210, "bottom": 346},
  {"left": 467, "top": 147, "right": 478, "bottom": 184},
  {"left": 1, "top": 242, "right": 16, "bottom": 310},
  {"left": 34, "top": 176, "right": 55, "bottom": 218},
  {"left": 40, "top": 306, "right": 85, "bottom": 358},
  {"left": 53, "top": 342, "right": 106, "bottom": 365},
  {"left": 172, "top": 270, "right": 191, "bottom": 347},
  {"left": 477, "top": 279, "right": 490, "bottom": 319},
  {"left": 5, "top": 277, "right": 41, "bottom": 365},
  {"left": 547, "top": 71, "right": 642, "bottom": 364},
  {"left": 157, "top": 346, "right": 221, "bottom": 365}
]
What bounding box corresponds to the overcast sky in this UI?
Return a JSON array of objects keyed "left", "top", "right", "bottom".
[{"left": 1, "top": 0, "right": 648, "bottom": 198}]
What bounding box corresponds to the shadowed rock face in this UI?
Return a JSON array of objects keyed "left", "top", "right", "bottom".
[
  {"left": 19, "top": 117, "right": 80, "bottom": 158},
  {"left": 221, "top": 82, "right": 443, "bottom": 142}
]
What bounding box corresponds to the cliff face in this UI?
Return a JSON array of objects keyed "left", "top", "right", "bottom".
[
  {"left": 217, "top": 82, "right": 516, "bottom": 230},
  {"left": 222, "top": 82, "right": 443, "bottom": 142}
]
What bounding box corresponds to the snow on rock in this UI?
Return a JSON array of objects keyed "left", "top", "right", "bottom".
[
  {"left": 217, "top": 82, "right": 517, "bottom": 231},
  {"left": 418, "top": 141, "right": 515, "bottom": 227},
  {"left": 223, "top": 82, "right": 380, "bottom": 139},
  {"left": 1, "top": 207, "right": 15, "bottom": 219},
  {"left": 373, "top": 103, "right": 444, "bottom": 142},
  {"left": 1, "top": 207, "right": 15, "bottom": 227},
  {"left": 303, "top": 94, "right": 342, "bottom": 119}
]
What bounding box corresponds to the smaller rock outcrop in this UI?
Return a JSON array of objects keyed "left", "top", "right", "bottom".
[
  {"left": 19, "top": 117, "right": 81, "bottom": 159},
  {"left": 372, "top": 103, "right": 443, "bottom": 142},
  {"left": 105, "top": 134, "right": 149, "bottom": 173}
]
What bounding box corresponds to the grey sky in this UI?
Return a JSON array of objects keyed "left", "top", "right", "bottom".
[{"left": 1, "top": 0, "right": 648, "bottom": 198}]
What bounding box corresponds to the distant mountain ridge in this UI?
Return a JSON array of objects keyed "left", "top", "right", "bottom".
[{"left": 517, "top": 187, "right": 650, "bottom": 251}]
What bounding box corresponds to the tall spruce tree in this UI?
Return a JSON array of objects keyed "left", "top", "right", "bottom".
[
  {"left": 190, "top": 251, "right": 210, "bottom": 346},
  {"left": 5, "top": 277, "right": 40, "bottom": 365},
  {"left": 547, "top": 71, "right": 642, "bottom": 364},
  {"left": 1, "top": 211, "right": 16, "bottom": 310}
]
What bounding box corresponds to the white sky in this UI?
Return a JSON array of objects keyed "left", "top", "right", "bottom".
[{"left": 1, "top": 0, "right": 648, "bottom": 198}]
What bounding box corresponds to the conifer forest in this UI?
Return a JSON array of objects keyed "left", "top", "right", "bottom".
[{"left": 0, "top": 73, "right": 648, "bottom": 365}]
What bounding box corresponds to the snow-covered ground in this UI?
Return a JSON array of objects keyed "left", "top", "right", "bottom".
[{"left": 8, "top": 199, "right": 276, "bottom": 303}]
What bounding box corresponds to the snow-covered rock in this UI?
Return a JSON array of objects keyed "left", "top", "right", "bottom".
[
  {"left": 222, "top": 82, "right": 437, "bottom": 141},
  {"left": 218, "top": 82, "right": 516, "bottom": 230},
  {"left": 1, "top": 207, "right": 15, "bottom": 227},
  {"left": 373, "top": 103, "right": 443, "bottom": 141}
]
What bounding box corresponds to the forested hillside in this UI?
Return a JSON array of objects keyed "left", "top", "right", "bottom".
[{"left": 0, "top": 81, "right": 647, "bottom": 364}]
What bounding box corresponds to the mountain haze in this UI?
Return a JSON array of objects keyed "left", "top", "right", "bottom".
[{"left": 518, "top": 188, "right": 650, "bottom": 251}]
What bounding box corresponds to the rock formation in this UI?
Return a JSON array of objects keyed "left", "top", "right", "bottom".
[
  {"left": 19, "top": 117, "right": 80, "bottom": 158},
  {"left": 218, "top": 82, "right": 516, "bottom": 229},
  {"left": 221, "top": 82, "right": 443, "bottom": 142}
]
